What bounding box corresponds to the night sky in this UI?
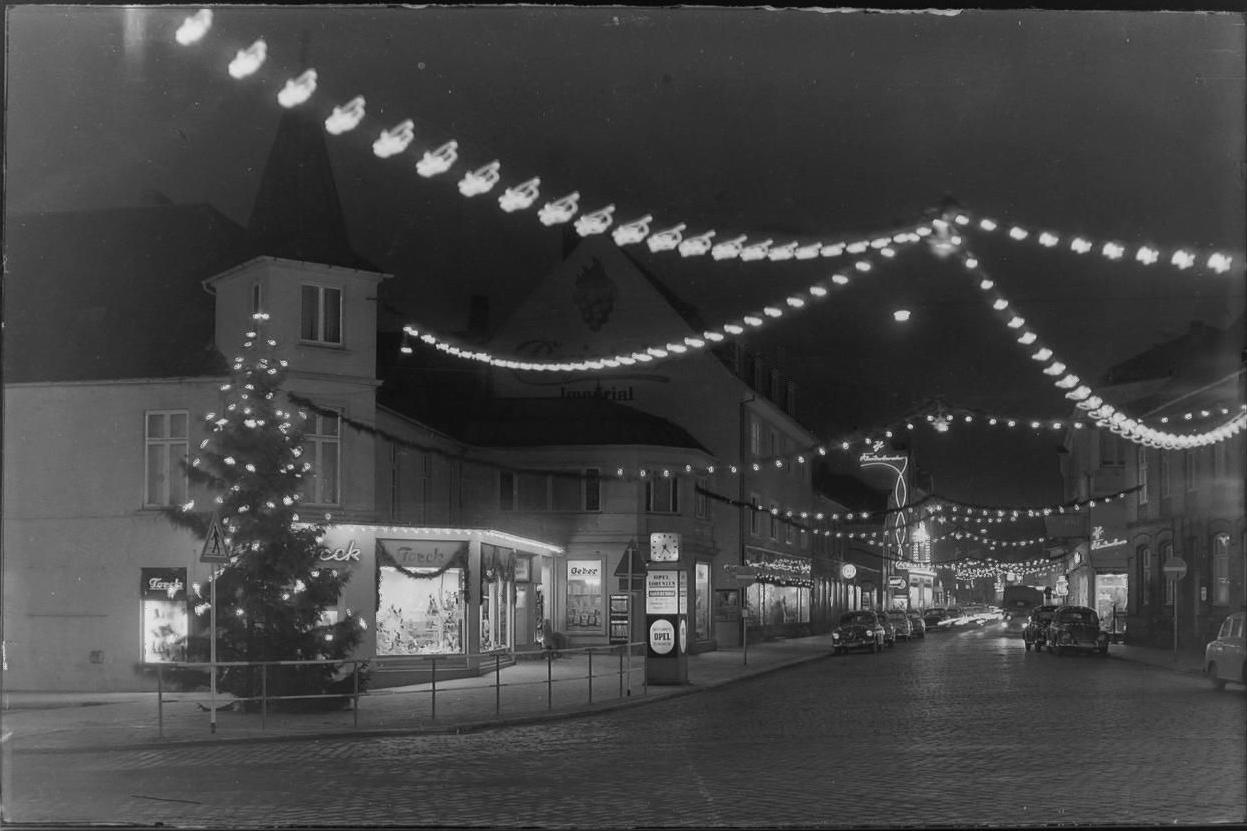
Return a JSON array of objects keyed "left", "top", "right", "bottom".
[{"left": 6, "top": 6, "right": 1245, "bottom": 510}]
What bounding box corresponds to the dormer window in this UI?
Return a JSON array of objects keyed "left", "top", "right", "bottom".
[{"left": 301, "top": 284, "right": 342, "bottom": 345}]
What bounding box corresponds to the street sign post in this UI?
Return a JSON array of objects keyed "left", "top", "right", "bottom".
[
  {"left": 200, "top": 514, "right": 229, "bottom": 734},
  {"left": 721, "top": 565, "right": 758, "bottom": 665},
  {"left": 1163, "top": 558, "right": 1188, "bottom": 658}
]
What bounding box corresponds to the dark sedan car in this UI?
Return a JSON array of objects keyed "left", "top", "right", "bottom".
[
  {"left": 1023, "top": 604, "right": 1060, "bottom": 651},
  {"left": 886, "top": 610, "right": 914, "bottom": 641},
  {"left": 1046, "top": 605, "right": 1110, "bottom": 656},
  {"left": 832, "top": 611, "right": 887, "bottom": 654},
  {"left": 923, "top": 607, "right": 950, "bottom": 631},
  {"left": 906, "top": 612, "right": 927, "bottom": 638}
]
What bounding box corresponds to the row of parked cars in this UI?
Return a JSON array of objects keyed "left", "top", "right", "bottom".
[{"left": 830, "top": 609, "right": 927, "bottom": 654}]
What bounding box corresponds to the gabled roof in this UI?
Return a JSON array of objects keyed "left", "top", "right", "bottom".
[
  {"left": 460, "top": 397, "right": 710, "bottom": 452},
  {"left": 4, "top": 204, "right": 249, "bottom": 383}
]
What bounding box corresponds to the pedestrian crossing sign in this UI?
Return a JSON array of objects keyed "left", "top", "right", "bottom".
[{"left": 200, "top": 516, "right": 230, "bottom": 563}]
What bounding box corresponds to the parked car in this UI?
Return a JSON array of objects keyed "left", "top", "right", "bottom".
[
  {"left": 877, "top": 611, "right": 897, "bottom": 643},
  {"left": 906, "top": 612, "right": 927, "bottom": 639},
  {"left": 1204, "top": 611, "right": 1246, "bottom": 691},
  {"left": 886, "top": 610, "right": 914, "bottom": 641},
  {"left": 832, "top": 611, "right": 887, "bottom": 654},
  {"left": 1023, "top": 605, "right": 1060, "bottom": 651},
  {"left": 1046, "top": 605, "right": 1110, "bottom": 655},
  {"left": 923, "top": 607, "right": 949, "bottom": 631}
]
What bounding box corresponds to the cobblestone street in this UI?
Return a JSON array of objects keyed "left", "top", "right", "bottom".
[{"left": 6, "top": 628, "right": 1244, "bottom": 827}]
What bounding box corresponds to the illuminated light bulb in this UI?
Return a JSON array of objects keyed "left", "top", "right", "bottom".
[
  {"left": 763, "top": 306, "right": 783, "bottom": 318},
  {"left": 707, "top": 466, "right": 716, "bottom": 474},
  {"left": 1007, "top": 316, "right": 1025, "bottom": 329},
  {"left": 228, "top": 39, "right": 267, "bottom": 79},
  {"left": 1008, "top": 227, "right": 1028, "bottom": 241},
  {"left": 1170, "top": 250, "right": 1195, "bottom": 270},
  {"left": 277, "top": 69, "right": 318, "bottom": 108},
  {"left": 1184, "top": 412, "right": 1194, "bottom": 421},
  {"left": 978, "top": 278, "right": 993, "bottom": 290},
  {"left": 647, "top": 223, "right": 687, "bottom": 252},
  {"left": 678, "top": 230, "right": 716, "bottom": 257},
  {"left": 795, "top": 243, "right": 821, "bottom": 260},
  {"left": 416, "top": 140, "right": 459, "bottom": 177},
  {"left": 829, "top": 275, "right": 849, "bottom": 287},
  {"left": 537, "top": 192, "right": 581, "bottom": 226},
  {"left": 1135, "top": 246, "right": 1159, "bottom": 265},
  {"left": 176, "top": 8, "right": 213, "bottom": 45},
  {"left": 743, "top": 315, "right": 764, "bottom": 327},
  {"left": 979, "top": 219, "right": 998, "bottom": 232},
  {"left": 1065, "top": 386, "right": 1092, "bottom": 401},
  {"left": 420, "top": 334, "right": 436, "bottom": 344},
  {"left": 684, "top": 337, "right": 705, "bottom": 348},
  {"left": 992, "top": 298, "right": 1009, "bottom": 311},
  {"left": 768, "top": 242, "right": 799, "bottom": 261},
  {"left": 775, "top": 459, "right": 784, "bottom": 468},
  {"left": 498, "top": 177, "right": 542, "bottom": 212},
  {"left": 634, "top": 353, "right": 653, "bottom": 363},
  {"left": 574, "top": 204, "right": 616, "bottom": 236},
  {"left": 752, "top": 463, "right": 761, "bottom": 472},
  {"left": 1030, "top": 421, "right": 1041, "bottom": 429},
  {"left": 1038, "top": 232, "right": 1059, "bottom": 247},
  {"left": 1007, "top": 420, "right": 1017, "bottom": 427},
  {"left": 703, "top": 331, "right": 725, "bottom": 342},
  {"left": 846, "top": 241, "right": 869, "bottom": 254},
  {"left": 1102, "top": 242, "right": 1125, "bottom": 260},
  {"left": 1017, "top": 331, "right": 1038, "bottom": 345},
  {"left": 373, "top": 119, "right": 416, "bottom": 158},
  {"left": 723, "top": 323, "right": 744, "bottom": 335},
  {"left": 1208, "top": 253, "right": 1233, "bottom": 274},
  {"left": 821, "top": 243, "right": 846, "bottom": 258},
  {"left": 1032, "top": 348, "right": 1053, "bottom": 361},
  {"left": 854, "top": 260, "right": 873, "bottom": 273},
  {"left": 786, "top": 296, "right": 805, "bottom": 308},
  {"left": 1043, "top": 362, "right": 1066, "bottom": 376},
  {"left": 457, "top": 160, "right": 503, "bottom": 197},
  {"left": 325, "top": 96, "right": 366, "bottom": 134},
  {"left": 989, "top": 417, "right": 998, "bottom": 425},
  {"left": 739, "top": 240, "right": 774, "bottom": 261},
  {"left": 711, "top": 235, "right": 748, "bottom": 260},
  {"left": 666, "top": 343, "right": 687, "bottom": 354},
  {"left": 893, "top": 309, "right": 911, "bottom": 322},
  {"left": 612, "top": 215, "right": 652, "bottom": 246},
  {"left": 880, "top": 248, "right": 897, "bottom": 258}
]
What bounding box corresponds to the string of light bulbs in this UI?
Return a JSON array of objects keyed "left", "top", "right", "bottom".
[
  {"left": 175, "top": 11, "right": 937, "bottom": 268},
  {"left": 948, "top": 209, "right": 1238, "bottom": 277},
  {"left": 945, "top": 235, "right": 1247, "bottom": 450}
]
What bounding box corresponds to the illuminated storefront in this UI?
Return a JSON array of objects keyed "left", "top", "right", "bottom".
[
  {"left": 316, "top": 524, "right": 561, "bottom": 680},
  {"left": 742, "top": 547, "right": 813, "bottom": 630}
]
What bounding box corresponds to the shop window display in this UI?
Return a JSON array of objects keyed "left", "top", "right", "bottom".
[
  {"left": 376, "top": 566, "right": 464, "bottom": 655},
  {"left": 694, "top": 562, "right": 711, "bottom": 640},
  {"left": 480, "top": 544, "right": 514, "bottom": 652},
  {"left": 141, "top": 568, "right": 189, "bottom": 663},
  {"left": 566, "top": 559, "right": 604, "bottom": 633}
]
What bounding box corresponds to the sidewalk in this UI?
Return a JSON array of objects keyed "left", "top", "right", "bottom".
[
  {"left": 1, "top": 633, "right": 1212, "bottom": 754},
  {"left": 1, "top": 635, "right": 841, "bottom": 753}
]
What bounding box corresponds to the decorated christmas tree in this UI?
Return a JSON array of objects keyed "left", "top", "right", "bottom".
[{"left": 168, "top": 312, "right": 367, "bottom": 709}]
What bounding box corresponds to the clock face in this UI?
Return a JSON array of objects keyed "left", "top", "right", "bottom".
[{"left": 650, "top": 532, "right": 680, "bottom": 562}]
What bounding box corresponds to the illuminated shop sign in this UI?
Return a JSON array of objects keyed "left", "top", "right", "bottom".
[
  {"left": 378, "top": 539, "right": 468, "bottom": 572},
  {"left": 1090, "top": 526, "right": 1127, "bottom": 551},
  {"left": 141, "top": 568, "right": 187, "bottom": 600},
  {"left": 320, "top": 539, "right": 362, "bottom": 563}
]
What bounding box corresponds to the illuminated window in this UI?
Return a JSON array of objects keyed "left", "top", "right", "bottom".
[
  {"left": 1213, "top": 534, "right": 1230, "bottom": 606},
  {"left": 300, "top": 284, "right": 342, "bottom": 344},
  {"left": 144, "top": 410, "right": 188, "bottom": 507},
  {"left": 301, "top": 411, "right": 340, "bottom": 505}
]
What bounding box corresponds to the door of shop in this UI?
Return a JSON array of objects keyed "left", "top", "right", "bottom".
[{"left": 515, "top": 583, "right": 534, "bottom": 647}]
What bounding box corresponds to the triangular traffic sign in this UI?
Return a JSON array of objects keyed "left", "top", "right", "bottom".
[{"left": 200, "top": 515, "right": 230, "bottom": 563}]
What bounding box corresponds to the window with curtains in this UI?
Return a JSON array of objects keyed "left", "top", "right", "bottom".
[
  {"left": 144, "top": 411, "right": 188, "bottom": 507},
  {"left": 300, "top": 284, "right": 342, "bottom": 345},
  {"left": 300, "top": 411, "right": 340, "bottom": 505},
  {"left": 1099, "top": 430, "right": 1124, "bottom": 466},
  {"left": 645, "top": 475, "right": 679, "bottom": 514},
  {"left": 583, "top": 468, "right": 601, "bottom": 512}
]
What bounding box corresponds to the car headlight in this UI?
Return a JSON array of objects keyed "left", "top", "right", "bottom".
[{"left": 832, "top": 632, "right": 841, "bottom": 640}]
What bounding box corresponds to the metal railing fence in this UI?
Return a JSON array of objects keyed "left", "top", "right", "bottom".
[{"left": 155, "top": 642, "right": 647, "bottom": 738}]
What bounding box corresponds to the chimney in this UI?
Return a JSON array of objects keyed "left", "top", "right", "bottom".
[{"left": 467, "top": 295, "right": 490, "bottom": 343}]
